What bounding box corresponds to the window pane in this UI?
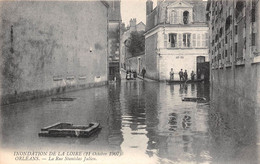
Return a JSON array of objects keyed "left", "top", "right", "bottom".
[
  {"left": 183, "top": 34, "right": 187, "bottom": 47},
  {"left": 187, "top": 34, "right": 191, "bottom": 47}
]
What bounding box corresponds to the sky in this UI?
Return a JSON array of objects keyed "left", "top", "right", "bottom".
[
  {"left": 121, "top": 0, "right": 156, "bottom": 26},
  {"left": 121, "top": 0, "right": 207, "bottom": 26}
]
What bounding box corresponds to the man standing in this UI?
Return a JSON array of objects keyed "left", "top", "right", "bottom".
[
  {"left": 141, "top": 67, "right": 146, "bottom": 79},
  {"left": 179, "top": 69, "right": 183, "bottom": 81},
  {"left": 170, "top": 68, "right": 174, "bottom": 81},
  {"left": 191, "top": 71, "right": 195, "bottom": 81},
  {"left": 184, "top": 70, "right": 188, "bottom": 81}
]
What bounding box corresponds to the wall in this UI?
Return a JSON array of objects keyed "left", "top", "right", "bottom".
[
  {"left": 208, "top": 0, "right": 260, "bottom": 112},
  {"left": 159, "top": 55, "right": 196, "bottom": 81},
  {"left": 0, "top": 1, "right": 108, "bottom": 105},
  {"left": 125, "top": 54, "right": 145, "bottom": 74},
  {"left": 145, "top": 33, "right": 158, "bottom": 80}
]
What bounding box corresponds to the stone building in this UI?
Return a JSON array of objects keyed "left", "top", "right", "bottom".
[
  {"left": 206, "top": 0, "right": 260, "bottom": 109},
  {"left": 107, "top": 0, "right": 122, "bottom": 81},
  {"left": 0, "top": 1, "right": 110, "bottom": 105},
  {"left": 121, "top": 18, "right": 146, "bottom": 73},
  {"left": 144, "top": 0, "right": 209, "bottom": 81}
]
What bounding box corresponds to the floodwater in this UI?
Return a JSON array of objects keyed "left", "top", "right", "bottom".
[{"left": 1, "top": 79, "right": 260, "bottom": 164}]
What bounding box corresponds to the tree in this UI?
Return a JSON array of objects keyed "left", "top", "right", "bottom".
[{"left": 128, "top": 31, "right": 145, "bottom": 57}]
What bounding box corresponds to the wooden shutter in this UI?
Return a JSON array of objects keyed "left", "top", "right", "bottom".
[{"left": 178, "top": 34, "right": 182, "bottom": 47}]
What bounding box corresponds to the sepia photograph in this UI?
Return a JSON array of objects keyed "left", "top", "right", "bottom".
[{"left": 0, "top": 0, "right": 260, "bottom": 163}]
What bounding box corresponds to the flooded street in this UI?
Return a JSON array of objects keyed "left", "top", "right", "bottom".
[{"left": 1, "top": 79, "right": 260, "bottom": 164}]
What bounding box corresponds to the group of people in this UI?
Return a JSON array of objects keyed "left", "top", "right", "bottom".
[
  {"left": 126, "top": 67, "right": 146, "bottom": 80},
  {"left": 126, "top": 69, "right": 137, "bottom": 79},
  {"left": 169, "top": 68, "right": 196, "bottom": 81}
]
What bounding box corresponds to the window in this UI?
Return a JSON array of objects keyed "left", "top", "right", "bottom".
[
  {"left": 205, "top": 33, "right": 209, "bottom": 47},
  {"left": 183, "top": 33, "right": 191, "bottom": 47},
  {"left": 197, "top": 34, "right": 201, "bottom": 47},
  {"left": 202, "top": 33, "right": 206, "bottom": 47},
  {"left": 197, "top": 56, "right": 205, "bottom": 63},
  {"left": 169, "top": 33, "right": 177, "bottom": 48},
  {"left": 178, "top": 34, "right": 182, "bottom": 47},
  {"left": 183, "top": 11, "right": 189, "bottom": 24},
  {"left": 170, "top": 10, "right": 177, "bottom": 24},
  {"left": 251, "top": 9, "right": 255, "bottom": 22},
  {"left": 192, "top": 34, "right": 196, "bottom": 47},
  {"left": 235, "top": 25, "right": 238, "bottom": 34},
  {"left": 236, "top": 1, "right": 244, "bottom": 18},
  {"left": 252, "top": 33, "right": 256, "bottom": 46},
  {"left": 235, "top": 43, "right": 238, "bottom": 57}
]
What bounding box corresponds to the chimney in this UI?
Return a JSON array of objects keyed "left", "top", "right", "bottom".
[
  {"left": 146, "top": 0, "right": 153, "bottom": 15},
  {"left": 130, "top": 18, "right": 137, "bottom": 32}
]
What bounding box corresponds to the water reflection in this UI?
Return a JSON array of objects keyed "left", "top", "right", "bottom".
[{"left": 0, "top": 80, "right": 259, "bottom": 163}]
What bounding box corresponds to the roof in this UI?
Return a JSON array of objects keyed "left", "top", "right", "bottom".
[
  {"left": 137, "top": 21, "right": 146, "bottom": 26},
  {"left": 101, "top": 1, "right": 109, "bottom": 8}
]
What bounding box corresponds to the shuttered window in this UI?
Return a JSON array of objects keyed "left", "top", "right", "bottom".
[
  {"left": 197, "top": 34, "right": 201, "bottom": 47},
  {"left": 192, "top": 34, "right": 196, "bottom": 47},
  {"left": 178, "top": 34, "right": 182, "bottom": 47}
]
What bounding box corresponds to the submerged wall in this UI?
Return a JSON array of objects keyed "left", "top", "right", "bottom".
[{"left": 0, "top": 1, "right": 109, "bottom": 105}]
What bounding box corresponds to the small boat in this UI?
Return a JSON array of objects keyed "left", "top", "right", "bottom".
[
  {"left": 51, "top": 97, "right": 76, "bottom": 101},
  {"left": 38, "top": 122, "right": 101, "bottom": 137},
  {"left": 166, "top": 79, "right": 204, "bottom": 84},
  {"left": 182, "top": 97, "right": 206, "bottom": 102}
]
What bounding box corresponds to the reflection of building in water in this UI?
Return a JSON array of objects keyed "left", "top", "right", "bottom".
[
  {"left": 144, "top": 83, "right": 210, "bottom": 162},
  {"left": 144, "top": 83, "right": 160, "bottom": 157},
  {"left": 107, "top": 83, "right": 123, "bottom": 151},
  {"left": 207, "top": 0, "right": 260, "bottom": 161},
  {"left": 209, "top": 87, "right": 259, "bottom": 163}
]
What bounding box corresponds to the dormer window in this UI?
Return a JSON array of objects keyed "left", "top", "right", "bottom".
[
  {"left": 170, "top": 10, "right": 177, "bottom": 24},
  {"left": 183, "top": 11, "right": 189, "bottom": 24},
  {"left": 167, "top": 1, "right": 193, "bottom": 24}
]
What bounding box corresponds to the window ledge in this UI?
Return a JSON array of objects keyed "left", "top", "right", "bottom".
[
  {"left": 252, "top": 55, "right": 260, "bottom": 64},
  {"left": 225, "top": 62, "right": 232, "bottom": 68},
  {"left": 166, "top": 47, "right": 208, "bottom": 50},
  {"left": 219, "top": 64, "right": 224, "bottom": 69},
  {"left": 66, "top": 76, "right": 75, "bottom": 80},
  {"left": 79, "top": 76, "right": 87, "bottom": 80},
  {"left": 53, "top": 76, "right": 63, "bottom": 81},
  {"left": 235, "top": 59, "right": 245, "bottom": 66}
]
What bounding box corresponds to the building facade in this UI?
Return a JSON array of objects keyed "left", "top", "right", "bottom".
[
  {"left": 145, "top": 0, "right": 209, "bottom": 81},
  {"left": 0, "top": 1, "right": 110, "bottom": 105},
  {"left": 121, "top": 18, "right": 146, "bottom": 73},
  {"left": 206, "top": 0, "right": 260, "bottom": 109},
  {"left": 108, "top": 0, "right": 122, "bottom": 81}
]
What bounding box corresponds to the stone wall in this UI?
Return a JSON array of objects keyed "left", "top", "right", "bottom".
[
  {"left": 145, "top": 33, "right": 158, "bottom": 80},
  {"left": 125, "top": 54, "right": 145, "bottom": 74},
  {"left": 0, "top": 1, "right": 108, "bottom": 105},
  {"left": 211, "top": 64, "right": 260, "bottom": 110}
]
